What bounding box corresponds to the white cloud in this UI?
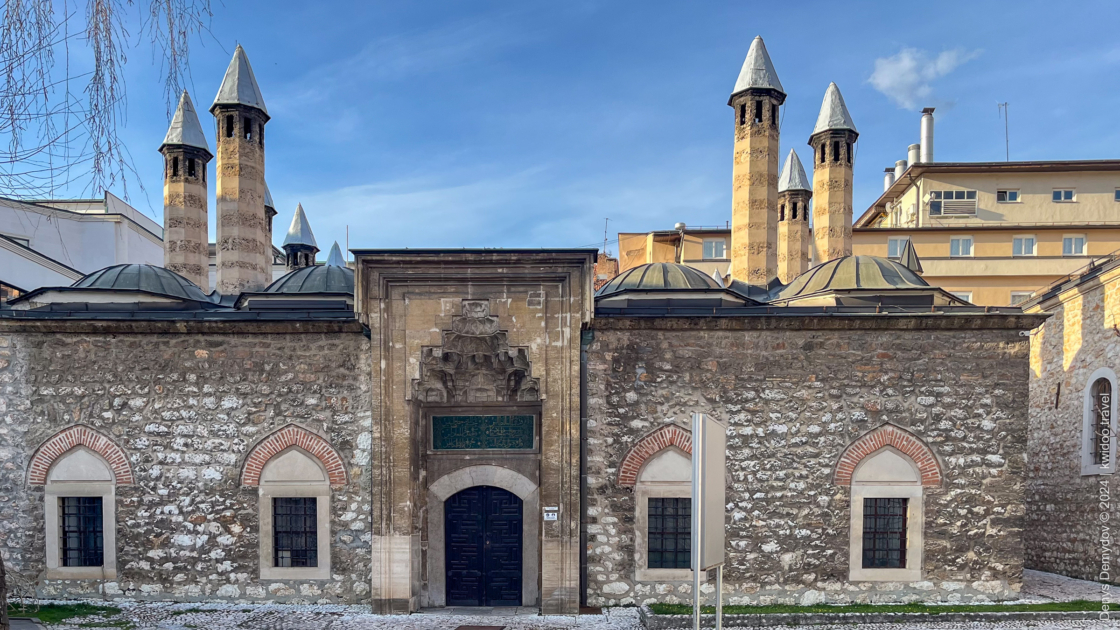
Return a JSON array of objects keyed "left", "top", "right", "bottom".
[{"left": 868, "top": 48, "right": 981, "bottom": 109}]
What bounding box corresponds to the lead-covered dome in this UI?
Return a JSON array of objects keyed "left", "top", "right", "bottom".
[
  {"left": 771, "top": 255, "right": 965, "bottom": 307},
  {"left": 596, "top": 262, "right": 723, "bottom": 296},
  {"left": 264, "top": 264, "right": 354, "bottom": 294},
  {"left": 72, "top": 264, "right": 211, "bottom": 302}
]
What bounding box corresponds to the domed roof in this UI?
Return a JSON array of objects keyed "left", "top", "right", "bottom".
[
  {"left": 265, "top": 263, "right": 354, "bottom": 295},
  {"left": 71, "top": 264, "right": 211, "bottom": 301},
  {"left": 596, "top": 263, "right": 723, "bottom": 296},
  {"left": 773, "top": 255, "right": 965, "bottom": 306}
]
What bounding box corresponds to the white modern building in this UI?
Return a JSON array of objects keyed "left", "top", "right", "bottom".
[{"left": 0, "top": 192, "right": 164, "bottom": 301}]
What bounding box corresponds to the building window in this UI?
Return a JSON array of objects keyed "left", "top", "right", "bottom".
[
  {"left": 187, "top": 158, "right": 196, "bottom": 177},
  {"left": 43, "top": 446, "right": 118, "bottom": 579},
  {"left": 846, "top": 141, "right": 853, "bottom": 164},
  {"left": 171, "top": 156, "right": 179, "bottom": 177},
  {"left": 703, "top": 239, "right": 726, "bottom": 260},
  {"left": 1013, "top": 236, "right": 1036, "bottom": 257},
  {"left": 1083, "top": 368, "right": 1118, "bottom": 476},
  {"left": 1063, "top": 235, "right": 1087, "bottom": 256},
  {"left": 753, "top": 100, "right": 762, "bottom": 123},
  {"left": 647, "top": 498, "right": 690, "bottom": 569},
  {"left": 792, "top": 202, "right": 799, "bottom": 220},
  {"left": 847, "top": 448, "right": 924, "bottom": 582},
  {"left": 779, "top": 204, "right": 786, "bottom": 221},
  {"left": 60, "top": 497, "right": 104, "bottom": 567},
  {"left": 950, "top": 236, "right": 973, "bottom": 257},
  {"left": 225, "top": 115, "right": 234, "bottom": 138},
  {"left": 257, "top": 447, "right": 331, "bottom": 579},
  {"left": 887, "top": 237, "right": 909, "bottom": 259},
  {"left": 274, "top": 498, "right": 318, "bottom": 568},
  {"left": 1115, "top": 189, "right": 1120, "bottom": 202},
  {"left": 951, "top": 291, "right": 972, "bottom": 303},
  {"left": 862, "top": 498, "right": 907, "bottom": 569},
  {"left": 738, "top": 104, "right": 745, "bottom": 126},
  {"left": 634, "top": 447, "right": 692, "bottom": 582},
  {"left": 819, "top": 145, "right": 825, "bottom": 164},
  {"left": 1010, "top": 291, "right": 1032, "bottom": 306},
  {"left": 929, "top": 190, "right": 977, "bottom": 216},
  {"left": 997, "top": 190, "right": 1020, "bottom": 203},
  {"left": 1053, "top": 189, "right": 1076, "bottom": 202}
]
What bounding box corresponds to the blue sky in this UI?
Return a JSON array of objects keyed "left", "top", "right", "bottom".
[{"left": 107, "top": 0, "right": 1120, "bottom": 256}]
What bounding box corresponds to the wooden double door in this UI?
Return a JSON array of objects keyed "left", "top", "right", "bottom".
[{"left": 444, "top": 485, "right": 523, "bottom": 606}]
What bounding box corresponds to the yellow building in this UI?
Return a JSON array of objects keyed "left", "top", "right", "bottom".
[
  {"left": 853, "top": 160, "right": 1120, "bottom": 306},
  {"left": 618, "top": 225, "right": 732, "bottom": 279}
]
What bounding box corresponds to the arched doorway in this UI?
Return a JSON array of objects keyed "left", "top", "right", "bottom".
[{"left": 445, "top": 485, "right": 523, "bottom": 606}]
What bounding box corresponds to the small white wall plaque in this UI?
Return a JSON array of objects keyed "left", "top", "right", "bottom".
[{"left": 543, "top": 506, "right": 559, "bottom": 521}]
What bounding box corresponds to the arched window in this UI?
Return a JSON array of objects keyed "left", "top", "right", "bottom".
[
  {"left": 43, "top": 447, "right": 119, "bottom": 579},
  {"left": 1083, "top": 368, "right": 1118, "bottom": 475},
  {"left": 257, "top": 448, "right": 331, "bottom": 579},
  {"left": 846, "top": 447, "right": 923, "bottom": 582},
  {"left": 634, "top": 447, "right": 692, "bottom": 582}
]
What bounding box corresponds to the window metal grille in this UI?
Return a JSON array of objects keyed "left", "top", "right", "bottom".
[
  {"left": 60, "top": 497, "right": 104, "bottom": 567},
  {"left": 274, "top": 497, "right": 318, "bottom": 568},
  {"left": 1092, "top": 378, "right": 1113, "bottom": 466},
  {"left": 647, "top": 497, "right": 690, "bottom": 569},
  {"left": 929, "top": 190, "right": 977, "bottom": 216},
  {"left": 862, "top": 498, "right": 908, "bottom": 569}
]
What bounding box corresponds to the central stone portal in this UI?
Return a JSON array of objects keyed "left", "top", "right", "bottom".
[{"left": 445, "top": 485, "right": 524, "bottom": 606}]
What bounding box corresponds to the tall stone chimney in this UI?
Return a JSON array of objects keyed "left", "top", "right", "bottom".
[
  {"left": 728, "top": 36, "right": 785, "bottom": 286},
  {"left": 808, "top": 82, "right": 858, "bottom": 263},
  {"left": 210, "top": 45, "right": 270, "bottom": 294},
  {"left": 159, "top": 91, "right": 212, "bottom": 290},
  {"left": 776, "top": 149, "right": 812, "bottom": 283}
]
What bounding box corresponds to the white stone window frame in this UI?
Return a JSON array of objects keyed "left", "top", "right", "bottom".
[
  {"left": 1082, "top": 367, "right": 1118, "bottom": 476},
  {"left": 1010, "top": 291, "right": 1033, "bottom": 306},
  {"left": 848, "top": 447, "right": 923, "bottom": 583},
  {"left": 1064, "top": 234, "right": 1088, "bottom": 257},
  {"left": 44, "top": 446, "right": 118, "bottom": 580},
  {"left": 258, "top": 446, "right": 332, "bottom": 580},
  {"left": 634, "top": 447, "right": 694, "bottom": 583}
]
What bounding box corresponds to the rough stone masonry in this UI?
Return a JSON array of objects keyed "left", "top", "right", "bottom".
[
  {"left": 584, "top": 316, "right": 1032, "bottom": 606},
  {"left": 0, "top": 321, "right": 373, "bottom": 603}
]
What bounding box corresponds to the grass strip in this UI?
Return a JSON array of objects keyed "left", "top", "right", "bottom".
[
  {"left": 7, "top": 603, "right": 122, "bottom": 623},
  {"left": 649, "top": 599, "right": 1102, "bottom": 616}
]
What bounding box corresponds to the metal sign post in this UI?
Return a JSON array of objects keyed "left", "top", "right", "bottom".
[{"left": 692, "top": 413, "right": 727, "bottom": 630}]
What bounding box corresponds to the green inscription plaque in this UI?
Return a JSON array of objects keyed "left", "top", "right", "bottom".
[{"left": 432, "top": 415, "right": 535, "bottom": 450}]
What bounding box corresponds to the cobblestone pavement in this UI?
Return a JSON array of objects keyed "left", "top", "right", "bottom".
[{"left": 25, "top": 570, "right": 1119, "bottom": 630}]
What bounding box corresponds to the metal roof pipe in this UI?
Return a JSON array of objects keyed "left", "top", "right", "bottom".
[
  {"left": 895, "top": 160, "right": 907, "bottom": 181},
  {"left": 884, "top": 168, "right": 895, "bottom": 191},
  {"left": 908, "top": 144, "right": 920, "bottom": 167},
  {"left": 920, "top": 108, "right": 935, "bottom": 163}
]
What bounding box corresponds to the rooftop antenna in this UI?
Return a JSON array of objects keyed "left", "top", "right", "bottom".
[
  {"left": 997, "top": 102, "right": 1009, "bottom": 161},
  {"left": 602, "top": 218, "right": 610, "bottom": 256}
]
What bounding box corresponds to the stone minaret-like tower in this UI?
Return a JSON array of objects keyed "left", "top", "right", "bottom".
[
  {"left": 776, "top": 149, "right": 812, "bottom": 283},
  {"left": 160, "top": 91, "right": 212, "bottom": 290},
  {"left": 210, "top": 45, "right": 270, "bottom": 293},
  {"left": 808, "top": 82, "right": 858, "bottom": 263},
  {"left": 282, "top": 203, "right": 319, "bottom": 270},
  {"left": 728, "top": 36, "right": 785, "bottom": 286}
]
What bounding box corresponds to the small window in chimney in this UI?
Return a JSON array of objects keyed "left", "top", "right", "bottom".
[
  {"left": 771, "top": 104, "right": 778, "bottom": 125},
  {"left": 819, "top": 145, "right": 825, "bottom": 164},
  {"left": 738, "top": 104, "right": 746, "bottom": 126},
  {"left": 846, "top": 142, "right": 853, "bottom": 164},
  {"left": 832, "top": 141, "right": 840, "bottom": 162},
  {"left": 187, "top": 158, "right": 196, "bottom": 177},
  {"left": 259, "top": 123, "right": 264, "bottom": 145},
  {"left": 202, "top": 164, "right": 206, "bottom": 182},
  {"left": 225, "top": 115, "right": 234, "bottom": 138},
  {"left": 171, "top": 156, "right": 179, "bottom": 177},
  {"left": 780, "top": 204, "right": 786, "bottom": 221},
  {"left": 753, "top": 100, "right": 763, "bottom": 123},
  {"left": 244, "top": 117, "right": 253, "bottom": 141},
  {"left": 792, "top": 203, "right": 798, "bottom": 220}
]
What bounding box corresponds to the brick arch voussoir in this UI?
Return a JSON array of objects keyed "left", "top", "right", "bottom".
[
  {"left": 833, "top": 423, "right": 943, "bottom": 487},
  {"left": 241, "top": 424, "right": 348, "bottom": 488},
  {"left": 28, "top": 425, "right": 134, "bottom": 485},
  {"left": 617, "top": 423, "right": 692, "bottom": 487}
]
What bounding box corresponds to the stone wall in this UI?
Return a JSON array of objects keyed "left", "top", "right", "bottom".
[
  {"left": 0, "top": 321, "right": 372, "bottom": 603},
  {"left": 584, "top": 317, "right": 1033, "bottom": 606},
  {"left": 1026, "top": 267, "right": 1120, "bottom": 581}
]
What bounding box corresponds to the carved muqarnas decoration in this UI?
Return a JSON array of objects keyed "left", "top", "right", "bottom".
[{"left": 413, "top": 300, "right": 540, "bottom": 404}]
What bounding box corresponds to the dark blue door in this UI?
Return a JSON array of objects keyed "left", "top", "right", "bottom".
[{"left": 445, "top": 485, "right": 523, "bottom": 606}]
